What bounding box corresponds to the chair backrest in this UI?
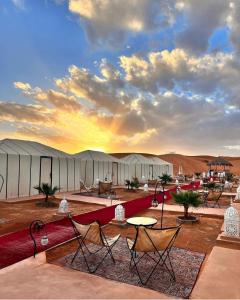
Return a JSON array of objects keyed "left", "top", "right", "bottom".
[
  {"left": 210, "top": 189, "right": 222, "bottom": 201},
  {"left": 80, "top": 180, "right": 85, "bottom": 190},
  {"left": 99, "top": 181, "right": 112, "bottom": 194},
  {"left": 133, "top": 226, "right": 180, "bottom": 252},
  {"left": 72, "top": 220, "right": 104, "bottom": 246}
]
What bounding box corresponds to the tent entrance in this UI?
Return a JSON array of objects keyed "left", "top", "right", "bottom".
[
  {"left": 112, "top": 162, "right": 118, "bottom": 185},
  {"left": 149, "top": 165, "right": 153, "bottom": 179},
  {"left": 40, "top": 157, "right": 52, "bottom": 186}
]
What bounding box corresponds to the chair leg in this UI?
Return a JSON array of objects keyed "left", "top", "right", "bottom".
[
  {"left": 90, "top": 247, "right": 114, "bottom": 273},
  {"left": 129, "top": 251, "right": 161, "bottom": 285},
  {"left": 159, "top": 251, "right": 176, "bottom": 281},
  {"left": 71, "top": 245, "right": 81, "bottom": 264}
]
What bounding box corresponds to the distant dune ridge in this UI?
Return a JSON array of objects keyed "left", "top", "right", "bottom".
[{"left": 111, "top": 153, "right": 240, "bottom": 176}]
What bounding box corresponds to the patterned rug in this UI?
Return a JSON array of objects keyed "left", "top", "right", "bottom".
[{"left": 54, "top": 237, "right": 205, "bottom": 298}]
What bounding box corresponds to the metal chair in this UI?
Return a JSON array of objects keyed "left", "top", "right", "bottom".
[
  {"left": 126, "top": 225, "right": 181, "bottom": 285},
  {"left": 201, "top": 190, "right": 210, "bottom": 207},
  {"left": 69, "top": 215, "right": 120, "bottom": 273},
  {"left": 210, "top": 189, "right": 223, "bottom": 208}
]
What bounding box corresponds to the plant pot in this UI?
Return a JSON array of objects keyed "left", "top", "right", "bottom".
[{"left": 176, "top": 215, "right": 199, "bottom": 224}]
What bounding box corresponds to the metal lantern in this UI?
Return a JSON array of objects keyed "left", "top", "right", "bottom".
[
  {"left": 58, "top": 196, "right": 69, "bottom": 213},
  {"left": 235, "top": 185, "right": 240, "bottom": 201},
  {"left": 29, "top": 220, "right": 49, "bottom": 257},
  {"left": 41, "top": 235, "right": 49, "bottom": 246},
  {"left": 151, "top": 197, "right": 159, "bottom": 207},
  {"left": 224, "top": 204, "right": 240, "bottom": 237},
  {"left": 115, "top": 204, "right": 125, "bottom": 221},
  {"left": 176, "top": 185, "right": 181, "bottom": 194},
  {"left": 144, "top": 183, "right": 149, "bottom": 192}
]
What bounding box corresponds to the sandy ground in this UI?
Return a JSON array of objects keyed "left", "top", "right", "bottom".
[
  {"left": 0, "top": 199, "right": 105, "bottom": 236},
  {"left": 0, "top": 188, "right": 153, "bottom": 236}
]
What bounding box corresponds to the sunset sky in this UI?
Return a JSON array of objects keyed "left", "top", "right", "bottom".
[{"left": 1, "top": 0, "right": 240, "bottom": 155}]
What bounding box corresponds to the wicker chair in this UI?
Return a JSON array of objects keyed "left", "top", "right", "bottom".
[
  {"left": 126, "top": 225, "right": 181, "bottom": 285},
  {"left": 69, "top": 216, "right": 120, "bottom": 273}
]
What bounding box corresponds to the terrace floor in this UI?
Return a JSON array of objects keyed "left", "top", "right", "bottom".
[{"left": 0, "top": 185, "right": 239, "bottom": 299}]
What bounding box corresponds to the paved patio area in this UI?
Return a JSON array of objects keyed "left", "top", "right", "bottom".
[
  {"left": 0, "top": 254, "right": 170, "bottom": 299},
  {"left": 191, "top": 246, "right": 240, "bottom": 299}
]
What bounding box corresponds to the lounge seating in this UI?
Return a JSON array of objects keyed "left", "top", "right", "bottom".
[
  {"left": 69, "top": 216, "right": 120, "bottom": 273},
  {"left": 201, "top": 190, "right": 210, "bottom": 207},
  {"left": 208, "top": 189, "right": 223, "bottom": 208},
  {"left": 79, "top": 180, "right": 96, "bottom": 195},
  {"left": 224, "top": 181, "right": 233, "bottom": 192},
  {"left": 147, "top": 179, "right": 158, "bottom": 187},
  {"left": 98, "top": 181, "right": 113, "bottom": 196},
  {"left": 126, "top": 225, "right": 181, "bottom": 285}
]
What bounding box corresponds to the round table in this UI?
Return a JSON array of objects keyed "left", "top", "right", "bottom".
[{"left": 126, "top": 217, "right": 157, "bottom": 228}]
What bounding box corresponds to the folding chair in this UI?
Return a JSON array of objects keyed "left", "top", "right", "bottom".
[
  {"left": 69, "top": 216, "right": 120, "bottom": 273},
  {"left": 126, "top": 225, "right": 181, "bottom": 285},
  {"left": 201, "top": 190, "right": 210, "bottom": 207},
  {"left": 211, "top": 189, "right": 223, "bottom": 208},
  {"left": 79, "top": 180, "right": 96, "bottom": 195}
]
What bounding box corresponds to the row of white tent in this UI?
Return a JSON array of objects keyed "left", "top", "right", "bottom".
[{"left": 0, "top": 139, "right": 173, "bottom": 200}]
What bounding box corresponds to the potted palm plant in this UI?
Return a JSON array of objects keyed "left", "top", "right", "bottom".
[
  {"left": 34, "top": 183, "right": 60, "bottom": 207},
  {"left": 125, "top": 178, "right": 139, "bottom": 191},
  {"left": 158, "top": 173, "right": 172, "bottom": 185},
  {"left": 172, "top": 190, "right": 202, "bottom": 223}
]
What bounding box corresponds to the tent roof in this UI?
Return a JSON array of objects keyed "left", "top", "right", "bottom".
[
  {"left": 207, "top": 156, "right": 233, "bottom": 167},
  {"left": 150, "top": 156, "right": 172, "bottom": 166},
  {"left": 122, "top": 154, "right": 156, "bottom": 164},
  {"left": 73, "top": 150, "right": 122, "bottom": 162},
  {"left": 0, "top": 139, "right": 71, "bottom": 158}
]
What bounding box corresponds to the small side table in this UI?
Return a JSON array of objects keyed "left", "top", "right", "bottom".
[{"left": 127, "top": 216, "right": 157, "bottom": 228}]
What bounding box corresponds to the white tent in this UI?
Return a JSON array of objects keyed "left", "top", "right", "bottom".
[
  {"left": 150, "top": 156, "right": 173, "bottom": 177},
  {"left": 121, "top": 154, "right": 173, "bottom": 180},
  {"left": 73, "top": 150, "right": 129, "bottom": 186},
  {"left": 0, "top": 139, "right": 76, "bottom": 200}
]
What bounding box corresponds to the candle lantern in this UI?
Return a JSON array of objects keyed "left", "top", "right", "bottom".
[
  {"left": 224, "top": 204, "right": 240, "bottom": 237},
  {"left": 115, "top": 204, "right": 125, "bottom": 221}
]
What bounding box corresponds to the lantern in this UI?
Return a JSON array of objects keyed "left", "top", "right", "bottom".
[
  {"left": 58, "top": 196, "right": 69, "bottom": 213},
  {"left": 143, "top": 183, "right": 149, "bottom": 192},
  {"left": 115, "top": 204, "right": 125, "bottom": 221},
  {"left": 224, "top": 204, "right": 240, "bottom": 237},
  {"left": 235, "top": 185, "right": 240, "bottom": 201}
]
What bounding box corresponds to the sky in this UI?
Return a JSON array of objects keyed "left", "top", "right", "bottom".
[{"left": 1, "top": 0, "right": 240, "bottom": 155}]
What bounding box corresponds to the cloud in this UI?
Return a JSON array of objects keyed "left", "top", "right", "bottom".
[
  {"left": 175, "top": 0, "right": 230, "bottom": 54},
  {"left": 67, "top": 0, "right": 176, "bottom": 46},
  {"left": 6, "top": 39, "right": 240, "bottom": 155},
  {"left": 119, "top": 48, "right": 240, "bottom": 100},
  {"left": 11, "top": 0, "right": 25, "bottom": 10},
  {"left": 14, "top": 82, "right": 82, "bottom": 112},
  {"left": 14, "top": 81, "right": 31, "bottom": 91},
  {"left": 0, "top": 101, "right": 54, "bottom": 124},
  {"left": 55, "top": 64, "right": 129, "bottom": 114},
  {"left": 228, "top": 1, "right": 240, "bottom": 52}
]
